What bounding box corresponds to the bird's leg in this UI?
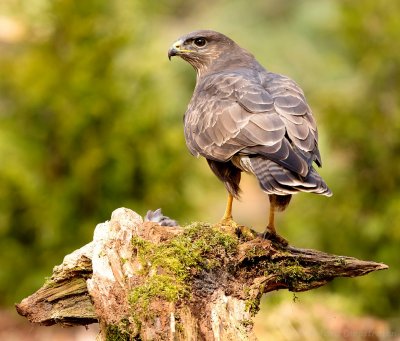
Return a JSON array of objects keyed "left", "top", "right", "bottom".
[
  {"left": 220, "top": 193, "right": 235, "bottom": 225},
  {"left": 218, "top": 193, "right": 239, "bottom": 235},
  {"left": 263, "top": 195, "right": 289, "bottom": 246},
  {"left": 267, "top": 201, "right": 276, "bottom": 234}
]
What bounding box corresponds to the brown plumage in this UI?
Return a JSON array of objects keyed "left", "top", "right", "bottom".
[{"left": 168, "top": 30, "right": 331, "bottom": 241}]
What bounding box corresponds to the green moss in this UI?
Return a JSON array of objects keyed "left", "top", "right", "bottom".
[
  {"left": 175, "top": 320, "right": 185, "bottom": 334},
  {"left": 333, "top": 256, "right": 347, "bottom": 266},
  {"left": 245, "top": 297, "right": 261, "bottom": 316},
  {"left": 106, "top": 322, "right": 131, "bottom": 341},
  {"left": 129, "top": 274, "right": 188, "bottom": 312},
  {"left": 129, "top": 222, "right": 238, "bottom": 320},
  {"left": 279, "top": 265, "right": 309, "bottom": 281},
  {"left": 242, "top": 285, "right": 260, "bottom": 316},
  {"left": 265, "top": 258, "right": 315, "bottom": 289},
  {"left": 43, "top": 276, "right": 54, "bottom": 287},
  {"left": 245, "top": 245, "right": 267, "bottom": 258}
]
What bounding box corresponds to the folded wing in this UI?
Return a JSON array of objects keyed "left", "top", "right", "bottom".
[{"left": 184, "top": 71, "right": 322, "bottom": 178}]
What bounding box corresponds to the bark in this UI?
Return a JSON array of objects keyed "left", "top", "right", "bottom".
[{"left": 16, "top": 208, "right": 388, "bottom": 341}]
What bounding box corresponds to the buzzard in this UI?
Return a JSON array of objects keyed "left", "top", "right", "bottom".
[{"left": 168, "top": 30, "right": 331, "bottom": 242}]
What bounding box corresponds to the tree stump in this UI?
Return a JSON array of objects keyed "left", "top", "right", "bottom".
[{"left": 16, "top": 208, "right": 388, "bottom": 340}]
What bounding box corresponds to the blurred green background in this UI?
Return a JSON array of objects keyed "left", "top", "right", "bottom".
[{"left": 0, "top": 0, "right": 399, "bottom": 339}]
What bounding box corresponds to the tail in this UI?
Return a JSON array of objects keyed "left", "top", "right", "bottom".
[{"left": 247, "top": 157, "right": 332, "bottom": 196}]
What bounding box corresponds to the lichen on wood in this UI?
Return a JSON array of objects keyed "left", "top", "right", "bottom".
[{"left": 16, "top": 208, "right": 388, "bottom": 341}]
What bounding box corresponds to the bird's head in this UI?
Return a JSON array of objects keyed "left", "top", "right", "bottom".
[{"left": 168, "top": 30, "right": 246, "bottom": 76}]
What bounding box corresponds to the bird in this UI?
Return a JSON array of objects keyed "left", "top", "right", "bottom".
[{"left": 168, "top": 30, "right": 332, "bottom": 244}]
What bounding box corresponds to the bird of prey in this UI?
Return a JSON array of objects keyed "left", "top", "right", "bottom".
[{"left": 168, "top": 30, "right": 331, "bottom": 243}]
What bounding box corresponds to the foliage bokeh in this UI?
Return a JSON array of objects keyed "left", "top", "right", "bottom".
[{"left": 0, "top": 0, "right": 398, "bottom": 328}]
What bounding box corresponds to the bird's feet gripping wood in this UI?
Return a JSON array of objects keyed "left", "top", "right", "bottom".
[
  {"left": 261, "top": 197, "right": 289, "bottom": 246},
  {"left": 218, "top": 218, "right": 256, "bottom": 241},
  {"left": 262, "top": 229, "right": 289, "bottom": 247},
  {"left": 262, "top": 219, "right": 289, "bottom": 246},
  {"left": 217, "top": 193, "right": 256, "bottom": 240}
]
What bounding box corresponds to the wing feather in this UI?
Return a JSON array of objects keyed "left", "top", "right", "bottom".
[{"left": 184, "top": 70, "right": 322, "bottom": 176}]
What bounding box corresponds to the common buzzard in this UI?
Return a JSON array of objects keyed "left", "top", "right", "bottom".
[{"left": 168, "top": 30, "right": 331, "bottom": 242}]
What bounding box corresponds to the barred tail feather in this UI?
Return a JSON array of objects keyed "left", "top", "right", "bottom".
[{"left": 247, "top": 157, "right": 332, "bottom": 196}]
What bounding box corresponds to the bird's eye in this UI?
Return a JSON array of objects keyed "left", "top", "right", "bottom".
[{"left": 194, "top": 37, "right": 206, "bottom": 47}]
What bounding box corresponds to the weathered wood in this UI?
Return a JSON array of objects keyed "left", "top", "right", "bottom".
[
  {"left": 15, "top": 242, "right": 96, "bottom": 326},
  {"left": 16, "top": 208, "right": 388, "bottom": 340}
]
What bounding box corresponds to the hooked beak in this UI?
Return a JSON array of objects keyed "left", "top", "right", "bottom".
[
  {"left": 168, "top": 39, "right": 191, "bottom": 60},
  {"left": 168, "top": 46, "right": 178, "bottom": 61}
]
